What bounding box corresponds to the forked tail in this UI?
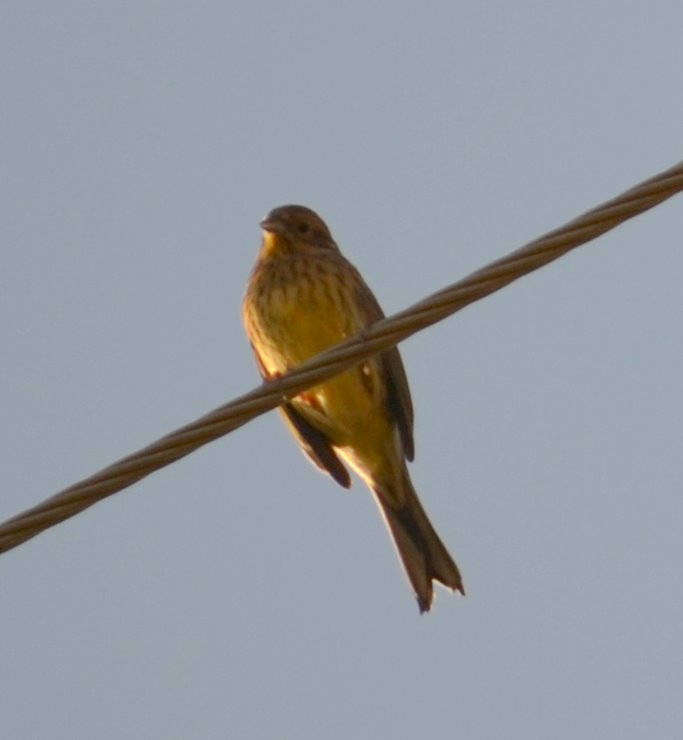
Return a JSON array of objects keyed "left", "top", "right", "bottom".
[{"left": 374, "top": 468, "right": 464, "bottom": 612}]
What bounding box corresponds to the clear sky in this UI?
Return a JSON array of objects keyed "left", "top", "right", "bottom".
[{"left": 2, "top": 3, "right": 682, "bottom": 738}]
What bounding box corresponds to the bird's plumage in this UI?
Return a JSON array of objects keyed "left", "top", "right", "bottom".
[{"left": 242, "top": 204, "right": 463, "bottom": 611}]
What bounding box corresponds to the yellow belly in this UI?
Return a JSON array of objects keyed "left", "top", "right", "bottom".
[
  {"left": 244, "top": 250, "right": 403, "bottom": 487},
  {"left": 254, "top": 278, "right": 359, "bottom": 367},
  {"left": 251, "top": 279, "right": 394, "bottom": 469}
]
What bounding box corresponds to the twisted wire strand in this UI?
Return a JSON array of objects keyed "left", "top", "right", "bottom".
[{"left": 2, "top": 160, "right": 682, "bottom": 554}]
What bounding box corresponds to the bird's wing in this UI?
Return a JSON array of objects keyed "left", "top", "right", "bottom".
[
  {"left": 279, "top": 402, "right": 352, "bottom": 488},
  {"left": 249, "top": 341, "right": 352, "bottom": 489},
  {"left": 356, "top": 279, "right": 415, "bottom": 461},
  {"left": 382, "top": 346, "right": 415, "bottom": 461}
]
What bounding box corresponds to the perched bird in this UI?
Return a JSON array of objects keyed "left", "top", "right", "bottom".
[{"left": 242, "top": 205, "right": 464, "bottom": 612}]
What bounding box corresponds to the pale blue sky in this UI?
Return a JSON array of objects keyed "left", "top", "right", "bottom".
[{"left": 2, "top": 3, "right": 682, "bottom": 738}]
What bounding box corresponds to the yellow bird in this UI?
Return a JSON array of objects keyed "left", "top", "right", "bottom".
[{"left": 242, "top": 205, "right": 463, "bottom": 612}]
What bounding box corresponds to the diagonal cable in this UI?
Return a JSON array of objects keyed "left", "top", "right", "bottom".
[{"left": 1, "top": 160, "right": 682, "bottom": 554}]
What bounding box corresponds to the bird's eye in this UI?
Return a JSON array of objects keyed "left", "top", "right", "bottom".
[{"left": 296, "top": 222, "right": 310, "bottom": 235}]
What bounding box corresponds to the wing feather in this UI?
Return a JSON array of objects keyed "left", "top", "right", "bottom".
[
  {"left": 280, "top": 403, "right": 352, "bottom": 488},
  {"left": 250, "top": 341, "right": 352, "bottom": 488},
  {"left": 355, "top": 278, "right": 415, "bottom": 461}
]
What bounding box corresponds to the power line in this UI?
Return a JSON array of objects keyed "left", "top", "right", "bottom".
[{"left": 1, "top": 160, "right": 682, "bottom": 554}]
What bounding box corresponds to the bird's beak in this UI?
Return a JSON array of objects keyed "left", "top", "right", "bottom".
[{"left": 259, "top": 216, "right": 283, "bottom": 234}]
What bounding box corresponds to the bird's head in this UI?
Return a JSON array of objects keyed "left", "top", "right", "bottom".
[{"left": 260, "top": 205, "right": 337, "bottom": 252}]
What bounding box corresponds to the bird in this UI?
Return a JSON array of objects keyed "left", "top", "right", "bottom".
[{"left": 242, "top": 204, "right": 464, "bottom": 612}]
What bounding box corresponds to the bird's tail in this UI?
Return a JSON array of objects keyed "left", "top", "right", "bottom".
[{"left": 373, "top": 467, "right": 464, "bottom": 613}]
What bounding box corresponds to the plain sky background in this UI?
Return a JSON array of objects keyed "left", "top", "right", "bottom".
[{"left": 2, "top": 3, "right": 682, "bottom": 738}]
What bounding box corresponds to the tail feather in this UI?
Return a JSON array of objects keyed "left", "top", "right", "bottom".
[{"left": 374, "top": 470, "right": 464, "bottom": 613}]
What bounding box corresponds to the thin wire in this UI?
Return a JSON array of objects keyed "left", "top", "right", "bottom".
[{"left": 2, "top": 160, "right": 682, "bottom": 554}]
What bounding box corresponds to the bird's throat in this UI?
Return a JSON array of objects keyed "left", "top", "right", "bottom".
[{"left": 260, "top": 230, "right": 291, "bottom": 258}]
